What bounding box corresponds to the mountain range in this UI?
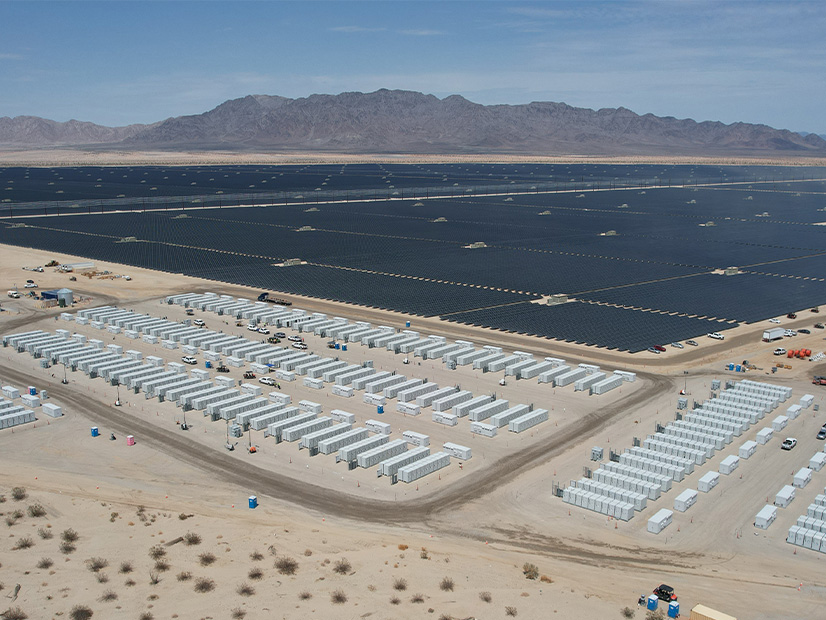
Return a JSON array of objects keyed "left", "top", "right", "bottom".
[{"left": 1, "top": 89, "right": 824, "bottom": 156}]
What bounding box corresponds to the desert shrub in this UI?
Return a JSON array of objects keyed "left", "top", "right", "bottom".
[
  {"left": 198, "top": 552, "right": 216, "bottom": 566},
  {"left": 183, "top": 532, "right": 201, "bottom": 546},
  {"left": 124, "top": 579, "right": 136, "bottom": 587},
  {"left": 138, "top": 613, "right": 154, "bottom": 620},
  {"left": 37, "top": 528, "right": 52, "bottom": 540},
  {"left": 439, "top": 576, "right": 454, "bottom": 592},
  {"left": 62, "top": 529, "right": 79, "bottom": 542},
  {"left": 86, "top": 557, "right": 108, "bottom": 573},
  {"left": 26, "top": 504, "right": 46, "bottom": 518},
  {"left": 36, "top": 558, "right": 53, "bottom": 569},
  {"left": 95, "top": 573, "right": 109, "bottom": 584},
  {"left": 236, "top": 582, "right": 255, "bottom": 597},
  {"left": 247, "top": 567, "right": 263, "bottom": 581},
  {"left": 330, "top": 589, "right": 347, "bottom": 604},
  {"left": 69, "top": 605, "right": 93, "bottom": 620},
  {"left": 505, "top": 606, "right": 518, "bottom": 617},
  {"left": 333, "top": 558, "right": 351, "bottom": 575},
  {"left": 392, "top": 577, "right": 408, "bottom": 591},
  {"left": 118, "top": 561, "right": 133, "bottom": 574},
  {"left": 420, "top": 548, "right": 429, "bottom": 559},
  {"left": 249, "top": 550, "right": 264, "bottom": 561},
  {"left": 389, "top": 596, "right": 401, "bottom": 605},
  {"left": 98, "top": 590, "right": 117, "bottom": 602},
  {"left": 303, "top": 549, "right": 312, "bottom": 557},
  {"left": 230, "top": 609, "right": 246, "bottom": 620},
  {"left": 148, "top": 572, "right": 160, "bottom": 585},
  {"left": 621, "top": 607, "right": 636, "bottom": 619},
  {"left": 12, "top": 537, "right": 34, "bottom": 550},
  {"left": 645, "top": 611, "right": 665, "bottom": 620},
  {"left": 148, "top": 546, "right": 166, "bottom": 560},
  {"left": 0, "top": 608, "right": 28, "bottom": 620},
  {"left": 274, "top": 556, "right": 298, "bottom": 575},
  {"left": 522, "top": 563, "right": 539, "bottom": 580},
  {"left": 298, "top": 591, "right": 312, "bottom": 600},
  {"left": 10, "top": 488, "right": 27, "bottom": 501},
  {"left": 411, "top": 593, "right": 425, "bottom": 603},
  {"left": 176, "top": 571, "right": 192, "bottom": 582},
  {"left": 479, "top": 591, "right": 492, "bottom": 603},
  {"left": 193, "top": 577, "right": 215, "bottom": 593},
  {"left": 59, "top": 541, "right": 76, "bottom": 555},
  {"left": 153, "top": 560, "right": 170, "bottom": 572}
]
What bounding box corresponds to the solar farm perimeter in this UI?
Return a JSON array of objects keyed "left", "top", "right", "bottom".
[{"left": 3, "top": 162, "right": 826, "bottom": 352}]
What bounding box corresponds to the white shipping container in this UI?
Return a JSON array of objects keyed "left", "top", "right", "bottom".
[
  {"left": 810, "top": 452, "right": 826, "bottom": 472},
  {"left": 508, "top": 409, "right": 549, "bottom": 433},
  {"left": 268, "top": 391, "right": 291, "bottom": 405},
  {"left": 41, "top": 403, "right": 63, "bottom": 417},
  {"left": 719, "top": 455, "right": 740, "bottom": 475},
  {"left": 396, "top": 402, "right": 421, "bottom": 416},
  {"left": 358, "top": 439, "right": 408, "bottom": 468},
  {"left": 275, "top": 369, "right": 296, "bottom": 382},
  {"left": 776, "top": 484, "right": 796, "bottom": 508},
  {"left": 697, "top": 471, "right": 720, "bottom": 493},
  {"left": 673, "top": 488, "right": 698, "bottom": 512},
  {"left": 330, "top": 409, "right": 356, "bottom": 424},
  {"left": 332, "top": 385, "right": 354, "bottom": 398},
  {"left": 432, "top": 411, "right": 458, "bottom": 426},
  {"left": 303, "top": 377, "right": 324, "bottom": 390},
  {"left": 298, "top": 400, "right": 323, "bottom": 414},
  {"left": 739, "top": 440, "right": 758, "bottom": 459},
  {"left": 377, "top": 446, "right": 430, "bottom": 477},
  {"left": 794, "top": 467, "right": 813, "bottom": 489},
  {"left": 755, "top": 504, "right": 777, "bottom": 530},
  {"left": 365, "top": 419, "right": 392, "bottom": 435},
  {"left": 338, "top": 434, "right": 388, "bottom": 462},
  {"left": 442, "top": 442, "right": 472, "bottom": 460},
  {"left": 402, "top": 430, "right": 430, "bottom": 447},
  {"left": 771, "top": 415, "right": 789, "bottom": 431},
  {"left": 756, "top": 427, "right": 773, "bottom": 444},
  {"left": 363, "top": 393, "right": 386, "bottom": 407},
  {"left": 397, "top": 452, "right": 451, "bottom": 483},
  {"left": 432, "top": 390, "right": 472, "bottom": 412},
  {"left": 470, "top": 421, "right": 498, "bottom": 437},
  {"left": 647, "top": 508, "right": 673, "bottom": 534}
]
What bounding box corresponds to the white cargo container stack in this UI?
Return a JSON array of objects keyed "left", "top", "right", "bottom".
[
  {"left": 755, "top": 505, "right": 777, "bottom": 529},
  {"left": 442, "top": 442, "right": 472, "bottom": 460},
  {"left": 269, "top": 391, "right": 291, "bottom": 405},
  {"left": 490, "top": 404, "right": 530, "bottom": 428},
  {"left": 432, "top": 411, "right": 458, "bottom": 426},
  {"left": 794, "top": 467, "right": 813, "bottom": 489},
  {"left": 358, "top": 439, "right": 408, "bottom": 469},
  {"left": 397, "top": 452, "right": 451, "bottom": 483},
  {"left": 365, "top": 419, "right": 391, "bottom": 435},
  {"left": 397, "top": 402, "right": 421, "bottom": 416},
  {"left": 432, "top": 390, "right": 473, "bottom": 412},
  {"left": 378, "top": 446, "right": 430, "bottom": 478},
  {"left": 384, "top": 378, "right": 423, "bottom": 400},
  {"left": 574, "top": 372, "right": 606, "bottom": 392},
  {"left": 336, "top": 367, "right": 377, "bottom": 387},
  {"left": 318, "top": 428, "right": 369, "bottom": 455},
  {"left": 275, "top": 369, "right": 295, "bottom": 382},
  {"left": 472, "top": 352, "right": 506, "bottom": 371},
  {"left": 776, "top": 485, "right": 795, "bottom": 508},
  {"left": 562, "top": 486, "right": 635, "bottom": 521},
  {"left": 470, "top": 421, "right": 497, "bottom": 437},
  {"left": 299, "top": 422, "right": 352, "bottom": 451},
  {"left": 243, "top": 406, "right": 298, "bottom": 431},
  {"left": 673, "top": 488, "right": 698, "bottom": 512},
  {"left": 739, "top": 440, "right": 758, "bottom": 459},
  {"left": 398, "top": 382, "right": 438, "bottom": 403},
  {"left": 554, "top": 367, "right": 588, "bottom": 387},
  {"left": 267, "top": 412, "right": 317, "bottom": 442},
  {"left": 453, "top": 395, "right": 492, "bottom": 418},
  {"left": 322, "top": 364, "right": 360, "bottom": 383},
  {"left": 697, "top": 471, "right": 720, "bottom": 493},
  {"left": 283, "top": 417, "right": 332, "bottom": 443},
  {"left": 810, "top": 452, "right": 826, "bottom": 472},
  {"left": 572, "top": 478, "right": 646, "bottom": 512},
  {"left": 800, "top": 394, "right": 815, "bottom": 409},
  {"left": 647, "top": 508, "right": 673, "bottom": 534},
  {"left": 590, "top": 374, "right": 624, "bottom": 395},
  {"left": 402, "top": 430, "right": 430, "bottom": 447},
  {"left": 772, "top": 415, "right": 789, "bottom": 431},
  {"left": 365, "top": 374, "right": 406, "bottom": 394},
  {"left": 786, "top": 404, "right": 802, "bottom": 420},
  {"left": 468, "top": 398, "right": 509, "bottom": 422},
  {"left": 337, "top": 434, "right": 388, "bottom": 463},
  {"left": 756, "top": 427, "right": 773, "bottom": 444},
  {"left": 417, "top": 386, "right": 457, "bottom": 408},
  {"left": 509, "top": 409, "right": 548, "bottom": 433}
]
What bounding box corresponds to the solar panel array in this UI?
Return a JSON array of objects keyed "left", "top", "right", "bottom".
[{"left": 2, "top": 163, "right": 826, "bottom": 352}]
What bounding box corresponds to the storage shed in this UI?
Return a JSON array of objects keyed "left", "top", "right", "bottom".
[
  {"left": 697, "top": 471, "right": 720, "bottom": 493},
  {"left": 793, "top": 467, "right": 813, "bottom": 489},
  {"left": 775, "top": 485, "right": 795, "bottom": 508},
  {"left": 755, "top": 427, "right": 773, "bottom": 445},
  {"left": 738, "top": 440, "right": 757, "bottom": 459},
  {"left": 719, "top": 455, "right": 739, "bottom": 475},
  {"left": 674, "top": 488, "right": 698, "bottom": 512},
  {"left": 647, "top": 508, "right": 673, "bottom": 534},
  {"left": 754, "top": 504, "right": 777, "bottom": 530}
]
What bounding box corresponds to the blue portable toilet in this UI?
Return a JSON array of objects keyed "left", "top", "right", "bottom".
[
  {"left": 735, "top": 365, "right": 742, "bottom": 372},
  {"left": 668, "top": 601, "right": 679, "bottom": 618},
  {"left": 377, "top": 405, "right": 384, "bottom": 414},
  {"left": 647, "top": 595, "right": 658, "bottom": 611},
  {"left": 248, "top": 495, "right": 258, "bottom": 509},
  {"left": 728, "top": 363, "right": 734, "bottom": 371},
  {"left": 29, "top": 386, "right": 37, "bottom": 396},
  {"left": 335, "top": 343, "right": 340, "bottom": 350},
  {"left": 205, "top": 361, "right": 212, "bottom": 368},
  {"left": 406, "top": 321, "right": 411, "bottom": 328},
  {"left": 91, "top": 426, "right": 99, "bottom": 437},
  {"left": 342, "top": 345, "right": 347, "bottom": 351}
]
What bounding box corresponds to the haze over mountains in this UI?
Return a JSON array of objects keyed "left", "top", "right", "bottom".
[{"left": 1, "top": 89, "right": 824, "bottom": 156}]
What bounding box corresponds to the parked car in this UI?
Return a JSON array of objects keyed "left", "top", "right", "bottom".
[
  {"left": 799, "top": 328, "right": 811, "bottom": 334},
  {"left": 784, "top": 329, "right": 797, "bottom": 337},
  {"left": 817, "top": 427, "right": 826, "bottom": 440},
  {"left": 653, "top": 345, "right": 666, "bottom": 352},
  {"left": 274, "top": 332, "right": 286, "bottom": 338},
  {"left": 259, "top": 376, "right": 276, "bottom": 386},
  {"left": 181, "top": 356, "right": 197, "bottom": 365},
  {"left": 288, "top": 335, "right": 303, "bottom": 342},
  {"left": 781, "top": 437, "right": 797, "bottom": 451},
  {"left": 707, "top": 332, "right": 724, "bottom": 340},
  {"left": 653, "top": 584, "right": 677, "bottom": 602},
  {"left": 247, "top": 324, "right": 258, "bottom": 331},
  {"left": 257, "top": 327, "right": 270, "bottom": 334},
  {"left": 787, "top": 313, "right": 797, "bottom": 319},
  {"left": 670, "top": 342, "right": 684, "bottom": 349},
  {"left": 193, "top": 319, "right": 205, "bottom": 326},
  {"left": 769, "top": 318, "right": 781, "bottom": 324},
  {"left": 267, "top": 336, "right": 281, "bottom": 344},
  {"left": 685, "top": 340, "right": 699, "bottom": 346},
  {"left": 24, "top": 282, "right": 37, "bottom": 288},
  {"left": 292, "top": 342, "right": 308, "bottom": 350},
  {"left": 773, "top": 348, "right": 787, "bottom": 356},
  {"left": 647, "top": 347, "right": 661, "bottom": 354},
  {"left": 815, "top": 323, "right": 824, "bottom": 329},
  {"left": 813, "top": 376, "right": 826, "bottom": 386}
]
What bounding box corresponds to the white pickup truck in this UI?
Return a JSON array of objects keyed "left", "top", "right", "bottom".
[{"left": 7, "top": 290, "right": 20, "bottom": 298}]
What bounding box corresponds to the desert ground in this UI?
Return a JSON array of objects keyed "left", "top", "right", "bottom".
[{"left": 2, "top": 243, "right": 826, "bottom": 620}]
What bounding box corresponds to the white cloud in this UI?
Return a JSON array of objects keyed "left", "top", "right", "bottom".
[
  {"left": 399, "top": 29, "right": 445, "bottom": 36},
  {"left": 0, "top": 53, "right": 24, "bottom": 60},
  {"left": 329, "top": 25, "right": 385, "bottom": 33}
]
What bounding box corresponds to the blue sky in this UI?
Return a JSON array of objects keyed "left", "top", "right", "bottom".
[{"left": 1, "top": 1, "right": 824, "bottom": 133}]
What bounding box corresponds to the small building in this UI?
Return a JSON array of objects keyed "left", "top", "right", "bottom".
[{"left": 41, "top": 288, "right": 74, "bottom": 307}]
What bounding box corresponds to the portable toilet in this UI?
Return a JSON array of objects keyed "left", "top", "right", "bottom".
[
  {"left": 647, "top": 595, "right": 659, "bottom": 611},
  {"left": 205, "top": 360, "right": 212, "bottom": 368},
  {"left": 126, "top": 435, "right": 135, "bottom": 446},
  {"left": 342, "top": 345, "right": 347, "bottom": 351},
  {"left": 377, "top": 405, "right": 384, "bottom": 414},
  {"left": 668, "top": 601, "right": 680, "bottom": 618},
  {"left": 91, "top": 426, "right": 99, "bottom": 437},
  {"left": 249, "top": 495, "right": 258, "bottom": 509}
]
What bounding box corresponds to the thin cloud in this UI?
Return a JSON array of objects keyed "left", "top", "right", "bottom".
[
  {"left": 400, "top": 29, "right": 445, "bottom": 36},
  {"left": 0, "top": 53, "right": 24, "bottom": 60},
  {"left": 330, "top": 25, "right": 385, "bottom": 33}
]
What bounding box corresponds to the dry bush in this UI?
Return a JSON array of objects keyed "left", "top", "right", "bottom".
[
  {"left": 193, "top": 577, "right": 215, "bottom": 593},
  {"left": 645, "top": 611, "right": 665, "bottom": 620},
  {"left": 5, "top": 511, "right": 22, "bottom": 527},
  {"left": 392, "top": 577, "right": 408, "bottom": 591},
  {"left": 303, "top": 549, "right": 312, "bottom": 557},
  {"left": 397, "top": 544, "right": 408, "bottom": 551},
  {"left": 183, "top": 532, "right": 201, "bottom": 546},
  {"left": 411, "top": 593, "right": 425, "bottom": 603},
  {"left": 177, "top": 513, "right": 191, "bottom": 520},
  {"left": 298, "top": 591, "right": 312, "bottom": 600},
  {"left": 236, "top": 582, "right": 255, "bottom": 597},
  {"left": 247, "top": 567, "right": 263, "bottom": 581},
  {"left": 62, "top": 528, "right": 79, "bottom": 543},
  {"left": 420, "top": 548, "right": 429, "bottom": 559},
  {"left": 95, "top": 573, "right": 109, "bottom": 584},
  {"left": 333, "top": 558, "right": 352, "bottom": 575},
  {"left": 37, "top": 528, "right": 53, "bottom": 540},
  {"left": 439, "top": 576, "right": 454, "bottom": 592},
  {"left": 12, "top": 537, "right": 34, "bottom": 550},
  {"left": 138, "top": 613, "right": 154, "bottom": 620},
  {"left": 124, "top": 579, "right": 136, "bottom": 587},
  {"left": 274, "top": 556, "right": 298, "bottom": 575},
  {"left": 621, "top": 607, "right": 636, "bottom": 619},
  {"left": 540, "top": 574, "right": 553, "bottom": 583},
  {"left": 148, "top": 546, "right": 166, "bottom": 560},
  {"left": 153, "top": 560, "right": 170, "bottom": 573},
  {"left": 26, "top": 504, "right": 46, "bottom": 518},
  {"left": 479, "top": 591, "right": 492, "bottom": 603},
  {"left": 438, "top": 615, "right": 451, "bottom": 620},
  {"left": 85, "top": 557, "right": 108, "bottom": 573},
  {"left": 1, "top": 608, "right": 28, "bottom": 620},
  {"left": 36, "top": 558, "right": 53, "bottom": 570},
  {"left": 390, "top": 596, "right": 401, "bottom": 605},
  {"left": 117, "top": 561, "right": 132, "bottom": 574},
  {"left": 148, "top": 571, "right": 160, "bottom": 585},
  {"left": 230, "top": 609, "right": 246, "bottom": 620},
  {"left": 505, "top": 606, "right": 518, "bottom": 617},
  {"left": 249, "top": 550, "right": 264, "bottom": 561},
  {"left": 198, "top": 552, "right": 216, "bottom": 566},
  {"left": 522, "top": 563, "right": 539, "bottom": 580},
  {"left": 176, "top": 571, "right": 192, "bottom": 582},
  {"left": 69, "top": 605, "right": 93, "bottom": 620},
  {"left": 10, "top": 487, "right": 27, "bottom": 501},
  {"left": 98, "top": 590, "right": 117, "bottom": 602},
  {"left": 59, "top": 541, "right": 76, "bottom": 555},
  {"left": 330, "top": 589, "right": 347, "bottom": 604}
]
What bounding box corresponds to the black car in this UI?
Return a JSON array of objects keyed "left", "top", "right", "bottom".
[
  {"left": 653, "top": 584, "right": 677, "bottom": 601},
  {"left": 799, "top": 329, "right": 811, "bottom": 334},
  {"left": 815, "top": 323, "right": 825, "bottom": 329},
  {"left": 788, "top": 313, "right": 797, "bottom": 319},
  {"left": 818, "top": 427, "right": 826, "bottom": 440}
]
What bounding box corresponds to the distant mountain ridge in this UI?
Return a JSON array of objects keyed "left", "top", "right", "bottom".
[{"left": 2, "top": 89, "right": 825, "bottom": 156}]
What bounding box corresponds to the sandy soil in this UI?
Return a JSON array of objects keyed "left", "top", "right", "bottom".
[
  {"left": 2, "top": 243, "right": 826, "bottom": 620},
  {"left": 2, "top": 148, "right": 826, "bottom": 167}
]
